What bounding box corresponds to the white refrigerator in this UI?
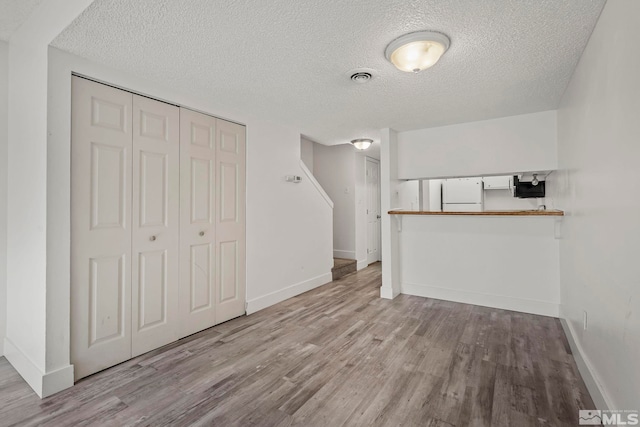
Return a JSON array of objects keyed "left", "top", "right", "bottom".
[{"left": 442, "top": 178, "right": 483, "bottom": 212}]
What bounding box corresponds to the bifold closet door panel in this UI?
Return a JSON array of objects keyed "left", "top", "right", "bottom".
[
  {"left": 179, "top": 108, "right": 217, "bottom": 337},
  {"left": 71, "top": 77, "right": 133, "bottom": 380},
  {"left": 131, "top": 95, "right": 181, "bottom": 356},
  {"left": 215, "top": 119, "right": 246, "bottom": 324}
]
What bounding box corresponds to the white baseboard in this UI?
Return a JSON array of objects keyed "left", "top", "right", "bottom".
[
  {"left": 4, "top": 337, "right": 45, "bottom": 397},
  {"left": 333, "top": 250, "right": 355, "bottom": 260},
  {"left": 3, "top": 337, "right": 74, "bottom": 398},
  {"left": 380, "top": 286, "right": 400, "bottom": 300},
  {"left": 42, "top": 364, "right": 74, "bottom": 398},
  {"left": 400, "top": 282, "right": 559, "bottom": 317},
  {"left": 357, "top": 259, "right": 368, "bottom": 271},
  {"left": 560, "top": 318, "right": 612, "bottom": 410},
  {"left": 246, "top": 272, "right": 332, "bottom": 315},
  {"left": 0, "top": 335, "right": 4, "bottom": 357}
]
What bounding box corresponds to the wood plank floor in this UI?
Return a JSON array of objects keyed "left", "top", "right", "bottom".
[{"left": 0, "top": 263, "right": 594, "bottom": 426}]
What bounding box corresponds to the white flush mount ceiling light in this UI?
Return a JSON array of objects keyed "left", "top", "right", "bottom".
[
  {"left": 351, "top": 138, "right": 373, "bottom": 150},
  {"left": 385, "top": 31, "right": 450, "bottom": 73}
]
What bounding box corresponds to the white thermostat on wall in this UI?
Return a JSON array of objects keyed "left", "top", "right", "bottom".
[{"left": 285, "top": 175, "right": 302, "bottom": 183}]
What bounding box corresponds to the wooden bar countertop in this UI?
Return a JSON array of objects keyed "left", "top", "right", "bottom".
[{"left": 387, "top": 209, "right": 564, "bottom": 216}]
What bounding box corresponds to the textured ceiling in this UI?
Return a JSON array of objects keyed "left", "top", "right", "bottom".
[
  {"left": 0, "top": 0, "right": 45, "bottom": 40},
  {"left": 52, "top": 0, "right": 605, "bottom": 145}
]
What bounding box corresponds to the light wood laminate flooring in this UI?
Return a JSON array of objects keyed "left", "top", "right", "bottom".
[{"left": 0, "top": 263, "right": 594, "bottom": 426}]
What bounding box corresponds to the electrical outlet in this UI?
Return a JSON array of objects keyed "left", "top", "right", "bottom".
[{"left": 583, "top": 311, "right": 588, "bottom": 331}]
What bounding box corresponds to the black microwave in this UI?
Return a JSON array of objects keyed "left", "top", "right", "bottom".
[{"left": 513, "top": 176, "right": 545, "bottom": 198}]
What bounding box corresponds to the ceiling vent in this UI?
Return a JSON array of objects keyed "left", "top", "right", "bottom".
[
  {"left": 347, "top": 68, "right": 377, "bottom": 84},
  {"left": 351, "top": 72, "right": 372, "bottom": 83}
]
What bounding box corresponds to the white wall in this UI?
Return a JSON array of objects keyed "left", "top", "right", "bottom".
[
  {"left": 245, "top": 122, "right": 333, "bottom": 313},
  {"left": 553, "top": 0, "right": 640, "bottom": 410},
  {"left": 0, "top": 41, "right": 8, "bottom": 357},
  {"left": 400, "top": 216, "right": 560, "bottom": 317},
  {"left": 313, "top": 143, "right": 356, "bottom": 259},
  {"left": 6, "top": 27, "right": 50, "bottom": 394},
  {"left": 380, "top": 128, "right": 405, "bottom": 299},
  {"left": 354, "top": 153, "right": 367, "bottom": 269},
  {"left": 397, "top": 111, "right": 558, "bottom": 180},
  {"left": 300, "top": 136, "right": 314, "bottom": 174},
  {"left": 41, "top": 46, "right": 333, "bottom": 394},
  {"left": 5, "top": 0, "right": 97, "bottom": 398}
]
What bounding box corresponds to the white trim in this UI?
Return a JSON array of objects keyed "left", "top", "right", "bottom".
[
  {"left": 333, "top": 250, "right": 355, "bottom": 260},
  {"left": 560, "top": 318, "right": 613, "bottom": 410},
  {"left": 3, "top": 337, "right": 74, "bottom": 398},
  {"left": 380, "top": 286, "right": 400, "bottom": 299},
  {"left": 246, "top": 272, "right": 332, "bottom": 315},
  {"left": 299, "top": 160, "right": 333, "bottom": 209},
  {"left": 401, "top": 282, "right": 559, "bottom": 317},
  {"left": 365, "top": 156, "right": 380, "bottom": 164},
  {"left": 42, "top": 365, "right": 74, "bottom": 398},
  {"left": 357, "top": 259, "right": 368, "bottom": 271},
  {"left": 4, "top": 337, "right": 45, "bottom": 397}
]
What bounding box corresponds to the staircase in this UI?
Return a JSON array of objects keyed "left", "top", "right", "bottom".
[{"left": 332, "top": 258, "right": 357, "bottom": 281}]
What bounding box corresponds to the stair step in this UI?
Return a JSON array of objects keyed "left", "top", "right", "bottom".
[{"left": 332, "top": 258, "right": 357, "bottom": 281}]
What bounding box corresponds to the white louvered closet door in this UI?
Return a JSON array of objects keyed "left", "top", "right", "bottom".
[
  {"left": 71, "top": 77, "right": 133, "bottom": 380},
  {"left": 215, "top": 119, "right": 246, "bottom": 324},
  {"left": 131, "top": 95, "right": 181, "bottom": 356},
  {"left": 179, "top": 108, "right": 217, "bottom": 337}
]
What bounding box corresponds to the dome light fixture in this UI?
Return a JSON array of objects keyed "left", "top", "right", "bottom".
[
  {"left": 351, "top": 138, "right": 373, "bottom": 150},
  {"left": 385, "top": 31, "right": 450, "bottom": 73}
]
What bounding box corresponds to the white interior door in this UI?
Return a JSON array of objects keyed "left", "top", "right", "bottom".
[
  {"left": 179, "top": 108, "right": 217, "bottom": 337},
  {"left": 71, "top": 77, "right": 133, "bottom": 380},
  {"left": 366, "top": 158, "right": 381, "bottom": 264},
  {"left": 215, "top": 118, "right": 246, "bottom": 324},
  {"left": 131, "top": 95, "right": 180, "bottom": 356}
]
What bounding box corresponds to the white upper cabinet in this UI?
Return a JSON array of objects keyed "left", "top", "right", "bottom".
[{"left": 483, "top": 175, "right": 512, "bottom": 190}]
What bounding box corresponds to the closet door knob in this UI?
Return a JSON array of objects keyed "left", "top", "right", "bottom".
[
  {"left": 199, "top": 231, "right": 205, "bottom": 237},
  {"left": 149, "top": 235, "right": 157, "bottom": 241}
]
